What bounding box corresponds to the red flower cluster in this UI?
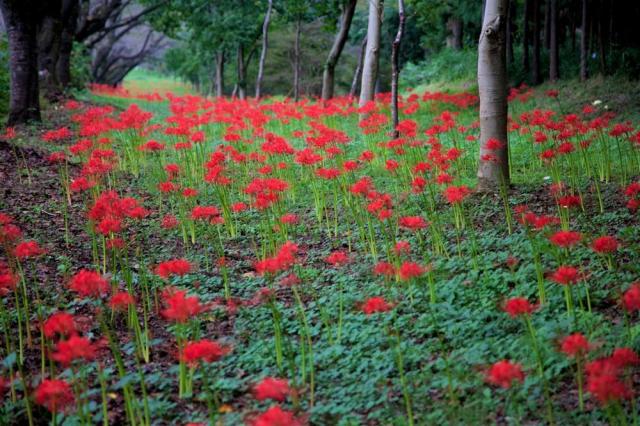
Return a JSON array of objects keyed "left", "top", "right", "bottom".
[
  {"left": 591, "top": 236, "right": 619, "bottom": 254},
  {"left": 325, "top": 250, "right": 349, "bottom": 266},
  {"left": 35, "top": 379, "right": 74, "bottom": 413},
  {"left": 503, "top": 297, "right": 536, "bottom": 318},
  {"left": 253, "top": 377, "right": 291, "bottom": 402},
  {"left": 69, "top": 269, "right": 109, "bottom": 298},
  {"left": 51, "top": 335, "right": 97, "bottom": 366},
  {"left": 181, "top": 339, "right": 228, "bottom": 365},
  {"left": 161, "top": 289, "right": 203, "bottom": 323},
  {"left": 362, "top": 297, "right": 392, "bottom": 315},
  {"left": 486, "top": 360, "right": 525, "bottom": 388},
  {"left": 549, "top": 265, "right": 580, "bottom": 285},
  {"left": 255, "top": 241, "right": 298, "bottom": 275},
  {"left": 155, "top": 258, "right": 192, "bottom": 279},
  {"left": 548, "top": 230, "right": 582, "bottom": 248},
  {"left": 622, "top": 283, "right": 640, "bottom": 312},
  {"left": 442, "top": 185, "right": 471, "bottom": 204},
  {"left": 586, "top": 348, "right": 639, "bottom": 405},
  {"left": 559, "top": 333, "right": 590, "bottom": 357},
  {"left": 250, "top": 405, "right": 303, "bottom": 426}
]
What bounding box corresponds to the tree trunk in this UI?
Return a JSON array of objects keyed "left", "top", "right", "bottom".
[
  {"left": 57, "top": 0, "right": 78, "bottom": 90},
  {"left": 237, "top": 44, "right": 246, "bottom": 100},
  {"left": 549, "top": 0, "right": 559, "bottom": 81},
  {"left": 391, "top": 0, "right": 405, "bottom": 138},
  {"left": 38, "top": 0, "right": 63, "bottom": 101},
  {"left": 293, "top": 19, "right": 301, "bottom": 101},
  {"left": 579, "top": 0, "right": 588, "bottom": 81},
  {"left": 544, "top": 0, "right": 550, "bottom": 49},
  {"left": 349, "top": 35, "right": 367, "bottom": 98},
  {"left": 446, "top": 16, "right": 463, "bottom": 49},
  {"left": 477, "top": 0, "right": 509, "bottom": 191},
  {"left": 532, "top": 0, "right": 541, "bottom": 84},
  {"left": 255, "top": 0, "right": 273, "bottom": 99},
  {"left": 359, "top": 0, "right": 383, "bottom": 108},
  {"left": 506, "top": 0, "right": 515, "bottom": 64},
  {"left": 321, "top": 0, "right": 357, "bottom": 100},
  {"left": 215, "top": 50, "right": 224, "bottom": 97},
  {"left": 0, "top": 0, "right": 42, "bottom": 125},
  {"left": 523, "top": 0, "right": 530, "bottom": 72},
  {"left": 597, "top": 0, "right": 606, "bottom": 74}
]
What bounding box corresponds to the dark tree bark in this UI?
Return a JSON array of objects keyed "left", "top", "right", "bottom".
[
  {"left": 544, "top": 0, "right": 550, "bottom": 49},
  {"left": 597, "top": 0, "right": 606, "bottom": 74},
  {"left": 38, "top": 0, "right": 63, "bottom": 100},
  {"left": 293, "top": 19, "right": 301, "bottom": 101},
  {"left": 0, "top": 0, "right": 43, "bottom": 125},
  {"left": 523, "top": 0, "right": 530, "bottom": 72},
  {"left": 321, "top": 0, "right": 357, "bottom": 100},
  {"left": 391, "top": 0, "right": 405, "bottom": 138},
  {"left": 215, "top": 50, "right": 224, "bottom": 97},
  {"left": 532, "top": 0, "right": 541, "bottom": 84},
  {"left": 446, "top": 16, "right": 463, "bottom": 49},
  {"left": 506, "top": 0, "right": 515, "bottom": 64},
  {"left": 549, "top": 0, "right": 559, "bottom": 81},
  {"left": 477, "top": 0, "right": 509, "bottom": 191},
  {"left": 237, "top": 43, "right": 246, "bottom": 100},
  {"left": 580, "top": 0, "right": 588, "bottom": 80},
  {"left": 255, "top": 0, "right": 273, "bottom": 99},
  {"left": 57, "top": 0, "right": 79, "bottom": 89},
  {"left": 349, "top": 35, "right": 367, "bottom": 98}
]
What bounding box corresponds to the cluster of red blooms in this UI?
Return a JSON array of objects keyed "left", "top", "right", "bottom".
[
  {"left": 68, "top": 269, "right": 109, "bottom": 298},
  {"left": 180, "top": 339, "right": 228, "bottom": 366},
  {"left": 585, "top": 348, "right": 639, "bottom": 405},
  {"left": 87, "top": 190, "right": 149, "bottom": 237},
  {"left": 155, "top": 258, "right": 193, "bottom": 279},
  {"left": 514, "top": 206, "right": 559, "bottom": 230},
  {"left": 623, "top": 182, "right": 640, "bottom": 211},
  {"left": 161, "top": 288, "right": 204, "bottom": 323},
  {"left": 486, "top": 360, "right": 525, "bottom": 388},
  {"left": 254, "top": 241, "right": 298, "bottom": 275}
]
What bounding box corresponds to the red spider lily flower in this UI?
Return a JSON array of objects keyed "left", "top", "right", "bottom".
[
  {"left": 557, "top": 194, "right": 582, "bottom": 209},
  {"left": 398, "top": 262, "right": 425, "bottom": 280},
  {"left": 373, "top": 261, "right": 395, "bottom": 277},
  {"left": 443, "top": 185, "right": 471, "bottom": 204},
  {"left": 51, "top": 335, "right": 96, "bottom": 366},
  {"left": 13, "top": 241, "right": 46, "bottom": 259},
  {"left": 161, "top": 289, "right": 203, "bottom": 323},
  {"left": 560, "top": 333, "right": 590, "bottom": 357},
  {"left": 3, "top": 127, "right": 16, "bottom": 139},
  {"left": 548, "top": 230, "right": 582, "bottom": 248},
  {"left": 232, "top": 202, "right": 248, "bottom": 213},
  {"left": 484, "top": 138, "right": 504, "bottom": 150},
  {"left": 505, "top": 256, "right": 519, "bottom": 269},
  {"left": 70, "top": 176, "right": 96, "bottom": 192},
  {"left": 69, "top": 269, "right": 109, "bottom": 298},
  {"left": 158, "top": 181, "right": 178, "bottom": 193},
  {"left": 503, "top": 297, "right": 536, "bottom": 317},
  {"left": 253, "top": 377, "right": 291, "bottom": 402},
  {"left": 280, "top": 213, "right": 298, "bottom": 225},
  {"left": 138, "top": 140, "right": 165, "bottom": 152},
  {"left": 191, "top": 205, "right": 220, "bottom": 222},
  {"left": 48, "top": 151, "right": 66, "bottom": 164},
  {"left": 325, "top": 251, "right": 349, "bottom": 266},
  {"left": 254, "top": 241, "right": 298, "bottom": 275},
  {"left": 399, "top": 216, "right": 428, "bottom": 230},
  {"left": 622, "top": 283, "right": 640, "bottom": 312},
  {"left": 0, "top": 272, "right": 17, "bottom": 295},
  {"left": 362, "top": 296, "right": 392, "bottom": 315},
  {"left": 279, "top": 273, "right": 301, "bottom": 287},
  {"left": 550, "top": 265, "right": 580, "bottom": 285},
  {"left": 585, "top": 357, "right": 633, "bottom": 405},
  {"left": 161, "top": 214, "right": 179, "bottom": 229},
  {"left": 42, "top": 127, "right": 72, "bottom": 142},
  {"left": 164, "top": 163, "right": 180, "bottom": 178},
  {"left": 0, "top": 223, "right": 22, "bottom": 243},
  {"left": 436, "top": 173, "right": 453, "bottom": 185},
  {"left": 155, "top": 259, "right": 192, "bottom": 279},
  {"left": 43, "top": 312, "right": 77, "bottom": 340},
  {"left": 249, "top": 405, "right": 303, "bottom": 426},
  {"left": 35, "top": 379, "right": 74, "bottom": 413},
  {"left": 394, "top": 241, "right": 411, "bottom": 255},
  {"left": 486, "top": 360, "right": 525, "bottom": 388},
  {"left": 610, "top": 348, "right": 640, "bottom": 368},
  {"left": 591, "top": 236, "right": 619, "bottom": 254},
  {"left": 110, "top": 291, "right": 135, "bottom": 310},
  {"left": 180, "top": 339, "right": 228, "bottom": 365}
]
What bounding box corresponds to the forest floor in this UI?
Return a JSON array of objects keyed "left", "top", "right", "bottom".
[{"left": 0, "top": 75, "right": 639, "bottom": 425}]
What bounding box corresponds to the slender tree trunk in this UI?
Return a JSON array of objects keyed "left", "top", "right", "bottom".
[
  {"left": 532, "top": 0, "right": 541, "bottom": 84},
  {"left": 0, "top": 0, "right": 42, "bottom": 125},
  {"left": 446, "top": 16, "right": 463, "bottom": 49},
  {"left": 57, "top": 0, "right": 78, "bottom": 90},
  {"left": 255, "top": 0, "right": 273, "bottom": 99},
  {"left": 321, "top": 0, "right": 357, "bottom": 100},
  {"left": 349, "top": 35, "right": 367, "bottom": 98},
  {"left": 38, "top": 0, "right": 63, "bottom": 101},
  {"left": 477, "top": 0, "right": 509, "bottom": 191},
  {"left": 597, "top": 0, "right": 606, "bottom": 74},
  {"left": 580, "top": 0, "right": 588, "bottom": 81},
  {"left": 506, "top": 0, "right": 515, "bottom": 64},
  {"left": 544, "top": 0, "right": 550, "bottom": 49},
  {"left": 391, "top": 0, "right": 405, "bottom": 138},
  {"left": 293, "top": 19, "right": 301, "bottom": 101},
  {"left": 237, "top": 44, "right": 246, "bottom": 100},
  {"left": 549, "top": 0, "right": 559, "bottom": 81},
  {"left": 523, "top": 0, "right": 530, "bottom": 72},
  {"left": 359, "top": 0, "right": 384, "bottom": 108},
  {"left": 215, "top": 50, "right": 224, "bottom": 97}
]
